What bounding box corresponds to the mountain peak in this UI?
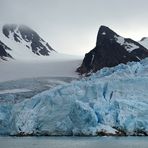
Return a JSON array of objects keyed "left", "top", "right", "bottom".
[
  {"left": 96, "top": 25, "right": 119, "bottom": 45},
  {"left": 140, "top": 37, "right": 148, "bottom": 42},
  {"left": 77, "top": 25, "right": 148, "bottom": 74},
  {"left": 1, "top": 24, "right": 55, "bottom": 59},
  {"left": 98, "top": 25, "right": 119, "bottom": 36},
  {"left": 98, "top": 25, "right": 116, "bottom": 34},
  {"left": 139, "top": 37, "right": 148, "bottom": 49}
]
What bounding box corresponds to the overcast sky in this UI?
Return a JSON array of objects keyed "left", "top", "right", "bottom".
[{"left": 1, "top": 0, "right": 148, "bottom": 55}]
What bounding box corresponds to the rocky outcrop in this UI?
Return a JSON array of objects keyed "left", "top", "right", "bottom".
[
  {"left": 0, "top": 40, "right": 13, "bottom": 60},
  {"left": 77, "top": 26, "right": 148, "bottom": 74}
]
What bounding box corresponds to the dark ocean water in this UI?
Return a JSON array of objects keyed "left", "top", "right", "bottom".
[{"left": 0, "top": 136, "right": 148, "bottom": 148}]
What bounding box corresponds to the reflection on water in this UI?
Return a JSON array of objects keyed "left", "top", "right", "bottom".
[{"left": 0, "top": 136, "right": 148, "bottom": 148}]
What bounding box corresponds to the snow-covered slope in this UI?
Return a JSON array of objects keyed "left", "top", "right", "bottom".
[
  {"left": 0, "top": 58, "right": 148, "bottom": 136},
  {"left": 0, "top": 24, "right": 55, "bottom": 60},
  {"left": 139, "top": 37, "right": 148, "bottom": 49}
]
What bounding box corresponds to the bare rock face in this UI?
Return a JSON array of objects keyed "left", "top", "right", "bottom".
[
  {"left": 0, "top": 40, "right": 13, "bottom": 60},
  {"left": 77, "top": 25, "right": 148, "bottom": 74}
]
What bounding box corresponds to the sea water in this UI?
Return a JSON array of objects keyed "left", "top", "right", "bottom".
[{"left": 0, "top": 136, "right": 148, "bottom": 148}]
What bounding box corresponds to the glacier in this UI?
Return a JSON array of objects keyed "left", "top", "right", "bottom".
[{"left": 0, "top": 58, "right": 148, "bottom": 136}]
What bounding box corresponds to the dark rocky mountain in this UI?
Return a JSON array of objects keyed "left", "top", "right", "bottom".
[
  {"left": 0, "top": 40, "right": 13, "bottom": 60},
  {"left": 77, "top": 25, "right": 148, "bottom": 75},
  {"left": 2, "top": 24, "right": 55, "bottom": 56}
]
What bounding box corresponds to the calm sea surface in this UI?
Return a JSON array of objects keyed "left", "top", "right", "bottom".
[{"left": 0, "top": 136, "right": 148, "bottom": 148}]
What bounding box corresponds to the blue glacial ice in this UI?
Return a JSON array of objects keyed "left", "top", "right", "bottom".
[{"left": 0, "top": 58, "right": 148, "bottom": 136}]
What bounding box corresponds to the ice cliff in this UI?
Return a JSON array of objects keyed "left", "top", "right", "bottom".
[{"left": 0, "top": 58, "right": 148, "bottom": 136}]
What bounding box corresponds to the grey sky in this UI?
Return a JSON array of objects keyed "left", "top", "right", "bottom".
[{"left": 1, "top": 0, "right": 148, "bottom": 55}]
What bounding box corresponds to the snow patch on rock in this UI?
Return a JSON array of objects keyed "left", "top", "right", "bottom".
[
  {"left": 124, "top": 42, "right": 139, "bottom": 52},
  {"left": 114, "top": 35, "right": 125, "bottom": 45}
]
